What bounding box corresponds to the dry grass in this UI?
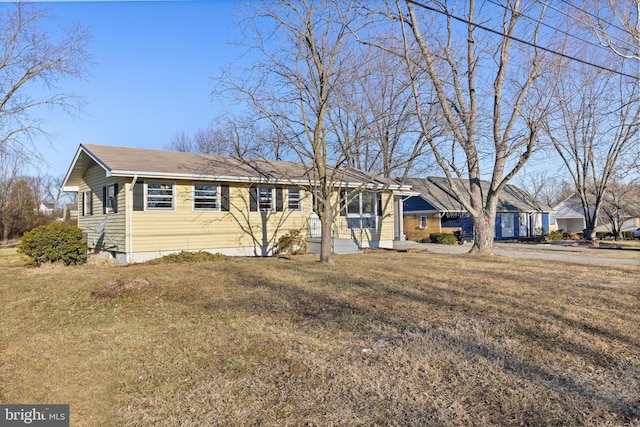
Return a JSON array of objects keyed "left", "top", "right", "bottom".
[{"left": 0, "top": 247, "right": 639, "bottom": 426}]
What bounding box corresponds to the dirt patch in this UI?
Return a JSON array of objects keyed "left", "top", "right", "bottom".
[{"left": 91, "top": 277, "right": 150, "bottom": 300}]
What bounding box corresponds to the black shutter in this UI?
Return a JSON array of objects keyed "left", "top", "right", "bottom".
[
  {"left": 133, "top": 181, "right": 144, "bottom": 211},
  {"left": 249, "top": 187, "right": 258, "bottom": 212},
  {"left": 113, "top": 183, "right": 119, "bottom": 213},
  {"left": 89, "top": 191, "right": 93, "bottom": 215},
  {"left": 340, "top": 190, "right": 347, "bottom": 216},
  {"left": 275, "top": 188, "right": 283, "bottom": 212},
  {"left": 81, "top": 192, "right": 85, "bottom": 216},
  {"left": 377, "top": 192, "right": 383, "bottom": 216},
  {"left": 221, "top": 185, "right": 230, "bottom": 212},
  {"left": 103, "top": 186, "right": 107, "bottom": 214}
]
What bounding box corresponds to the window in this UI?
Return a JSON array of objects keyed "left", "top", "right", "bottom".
[
  {"left": 83, "top": 190, "right": 93, "bottom": 216},
  {"left": 287, "top": 188, "right": 301, "bottom": 211},
  {"left": 419, "top": 216, "right": 427, "bottom": 229},
  {"left": 250, "top": 186, "right": 283, "bottom": 212},
  {"left": 104, "top": 184, "right": 117, "bottom": 214},
  {"left": 342, "top": 190, "right": 376, "bottom": 229},
  {"left": 193, "top": 184, "right": 219, "bottom": 210},
  {"left": 146, "top": 182, "right": 174, "bottom": 210},
  {"left": 259, "top": 187, "right": 274, "bottom": 211}
]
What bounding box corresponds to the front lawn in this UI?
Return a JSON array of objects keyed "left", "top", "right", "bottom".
[{"left": 1, "top": 248, "right": 638, "bottom": 426}]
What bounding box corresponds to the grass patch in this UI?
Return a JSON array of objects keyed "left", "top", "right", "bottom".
[{"left": 1, "top": 249, "right": 639, "bottom": 426}]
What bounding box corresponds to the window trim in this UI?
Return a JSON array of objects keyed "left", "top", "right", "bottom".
[
  {"left": 193, "top": 183, "right": 220, "bottom": 211},
  {"left": 419, "top": 215, "right": 427, "bottom": 229},
  {"left": 145, "top": 181, "right": 175, "bottom": 211}
]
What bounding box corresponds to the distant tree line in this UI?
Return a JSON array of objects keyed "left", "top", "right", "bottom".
[{"left": 0, "top": 154, "right": 70, "bottom": 242}]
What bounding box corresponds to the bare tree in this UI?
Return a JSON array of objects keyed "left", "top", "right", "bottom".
[
  {"left": 544, "top": 63, "right": 640, "bottom": 241},
  {"left": 167, "top": 115, "right": 277, "bottom": 159},
  {"left": 216, "top": 0, "right": 370, "bottom": 264},
  {"left": 0, "top": 2, "right": 91, "bottom": 155},
  {"left": 335, "top": 42, "right": 439, "bottom": 180},
  {"left": 576, "top": 0, "right": 640, "bottom": 62},
  {"left": 368, "top": 0, "right": 559, "bottom": 254},
  {"left": 0, "top": 151, "right": 21, "bottom": 241},
  {"left": 600, "top": 177, "right": 640, "bottom": 239},
  {"left": 513, "top": 168, "right": 560, "bottom": 207},
  {"left": 41, "top": 174, "right": 68, "bottom": 212}
]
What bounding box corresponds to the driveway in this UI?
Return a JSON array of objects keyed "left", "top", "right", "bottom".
[{"left": 392, "top": 241, "right": 640, "bottom": 266}]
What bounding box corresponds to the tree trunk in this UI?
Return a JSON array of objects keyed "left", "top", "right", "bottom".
[
  {"left": 470, "top": 211, "right": 495, "bottom": 255},
  {"left": 319, "top": 208, "right": 334, "bottom": 264},
  {"left": 583, "top": 226, "right": 597, "bottom": 241},
  {"left": 2, "top": 223, "right": 9, "bottom": 242}
]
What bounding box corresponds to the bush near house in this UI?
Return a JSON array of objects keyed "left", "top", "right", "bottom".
[
  {"left": 562, "top": 231, "right": 580, "bottom": 240},
  {"left": 546, "top": 230, "right": 564, "bottom": 241},
  {"left": 17, "top": 223, "right": 87, "bottom": 266},
  {"left": 275, "top": 229, "right": 307, "bottom": 255},
  {"left": 429, "top": 232, "right": 457, "bottom": 245}
]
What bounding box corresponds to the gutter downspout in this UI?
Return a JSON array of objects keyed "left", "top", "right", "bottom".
[{"left": 128, "top": 174, "right": 138, "bottom": 263}]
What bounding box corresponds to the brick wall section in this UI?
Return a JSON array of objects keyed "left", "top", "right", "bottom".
[{"left": 403, "top": 212, "right": 441, "bottom": 242}]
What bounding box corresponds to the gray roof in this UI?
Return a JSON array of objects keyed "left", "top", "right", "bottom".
[
  {"left": 403, "top": 176, "right": 551, "bottom": 213},
  {"left": 63, "top": 144, "right": 408, "bottom": 191},
  {"left": 552, "top": 193, "right": 640, "bottom": 219},
  {"left": 552, "top": 195, "right": 585, "bottom": 219}
]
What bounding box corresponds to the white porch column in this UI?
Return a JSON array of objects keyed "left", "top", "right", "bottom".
[{"left": 394, "top": 195, "right": 405, "bottom": 241}]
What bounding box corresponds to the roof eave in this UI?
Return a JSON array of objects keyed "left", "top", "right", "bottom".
[{"left": 62, "top": 144, "right": 113, "bottom": 191}]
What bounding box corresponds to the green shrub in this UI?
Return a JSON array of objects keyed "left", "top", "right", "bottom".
[
  {"left": 429, "top": 233, "right": 457, "bottom": 245},
  {"left": 622, "top": 231, "right": 635, "bottom": 240},
  {"left": 545, "top": 230, "right": 563, "bottom": 241},
  {"left": 148, "top": 251, "right": 227, "bottom": 264},
  {"left": 18, "top": 223, "right": 87, "bottom": 266},
  {"left": 596, "top": 231, "right": 613, "bottom": 240},
  {"left": 275, "top": 229, "right": 307, "bottom": 255}
]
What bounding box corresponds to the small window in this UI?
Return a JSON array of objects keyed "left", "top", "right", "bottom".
[
  {"left": 259, "top": 187, "right": 274, "bottom": 211},
  {"left": 146, "top": 182, "right": 174, "bottom": 210},
  {"left": 105, "top": 184, "right": 117, "bottom": 214},
  {"left": 287, "top": 188, "right": 301, "bottom": 211},
  {"left": 83, "top": 190, "right": 93, "bottom": 216},
  {"left": 419, "top": 216, "right": 427, "bottom": 229},
  {"left": 194, "top": 184, "right": 219, "bottom": 210}
]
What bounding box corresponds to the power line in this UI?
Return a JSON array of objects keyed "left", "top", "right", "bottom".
[
  {"left": 556, "top": 0, "right": 629, "bottom": 35},
  {"left": 484, "top": 0, "right": 623, "bottom": 57},
  {"left": 549, "top": 0, "right": 637, "bottom": 53},
  {"left": 405, "top": 0, "right": 639, "bottom": 80}
]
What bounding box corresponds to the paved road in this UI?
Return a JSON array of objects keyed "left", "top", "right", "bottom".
[{"left": 392, "top": 241, "right": 640, "bottom": 266}]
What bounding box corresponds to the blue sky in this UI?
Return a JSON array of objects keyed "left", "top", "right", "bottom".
[{"left": 4, "top": 0, "right": 244, "bottom": 178}]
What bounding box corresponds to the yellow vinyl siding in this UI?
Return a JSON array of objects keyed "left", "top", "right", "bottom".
[
  {"left": 128, "top": 180, "right": 310, "bottom": 253},
  {"left": 77, "top": 165, "right": 126, "bottom": 252}
]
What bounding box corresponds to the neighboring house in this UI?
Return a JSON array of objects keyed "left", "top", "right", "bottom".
[
  {"left": 402, "top": 177, "right": 551, "bottom": 242},
  {"left": 37, "top": 202, "right": 55, "bottom": 216},
  {"left": 551, "top": 194, "right": 640, "bottom": 235},
  {"left": 550, "top": 195, "right": 586, "bottom": 234},
  {"left": 62, "top": 144, "right": 410, "bottom": 263}
]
